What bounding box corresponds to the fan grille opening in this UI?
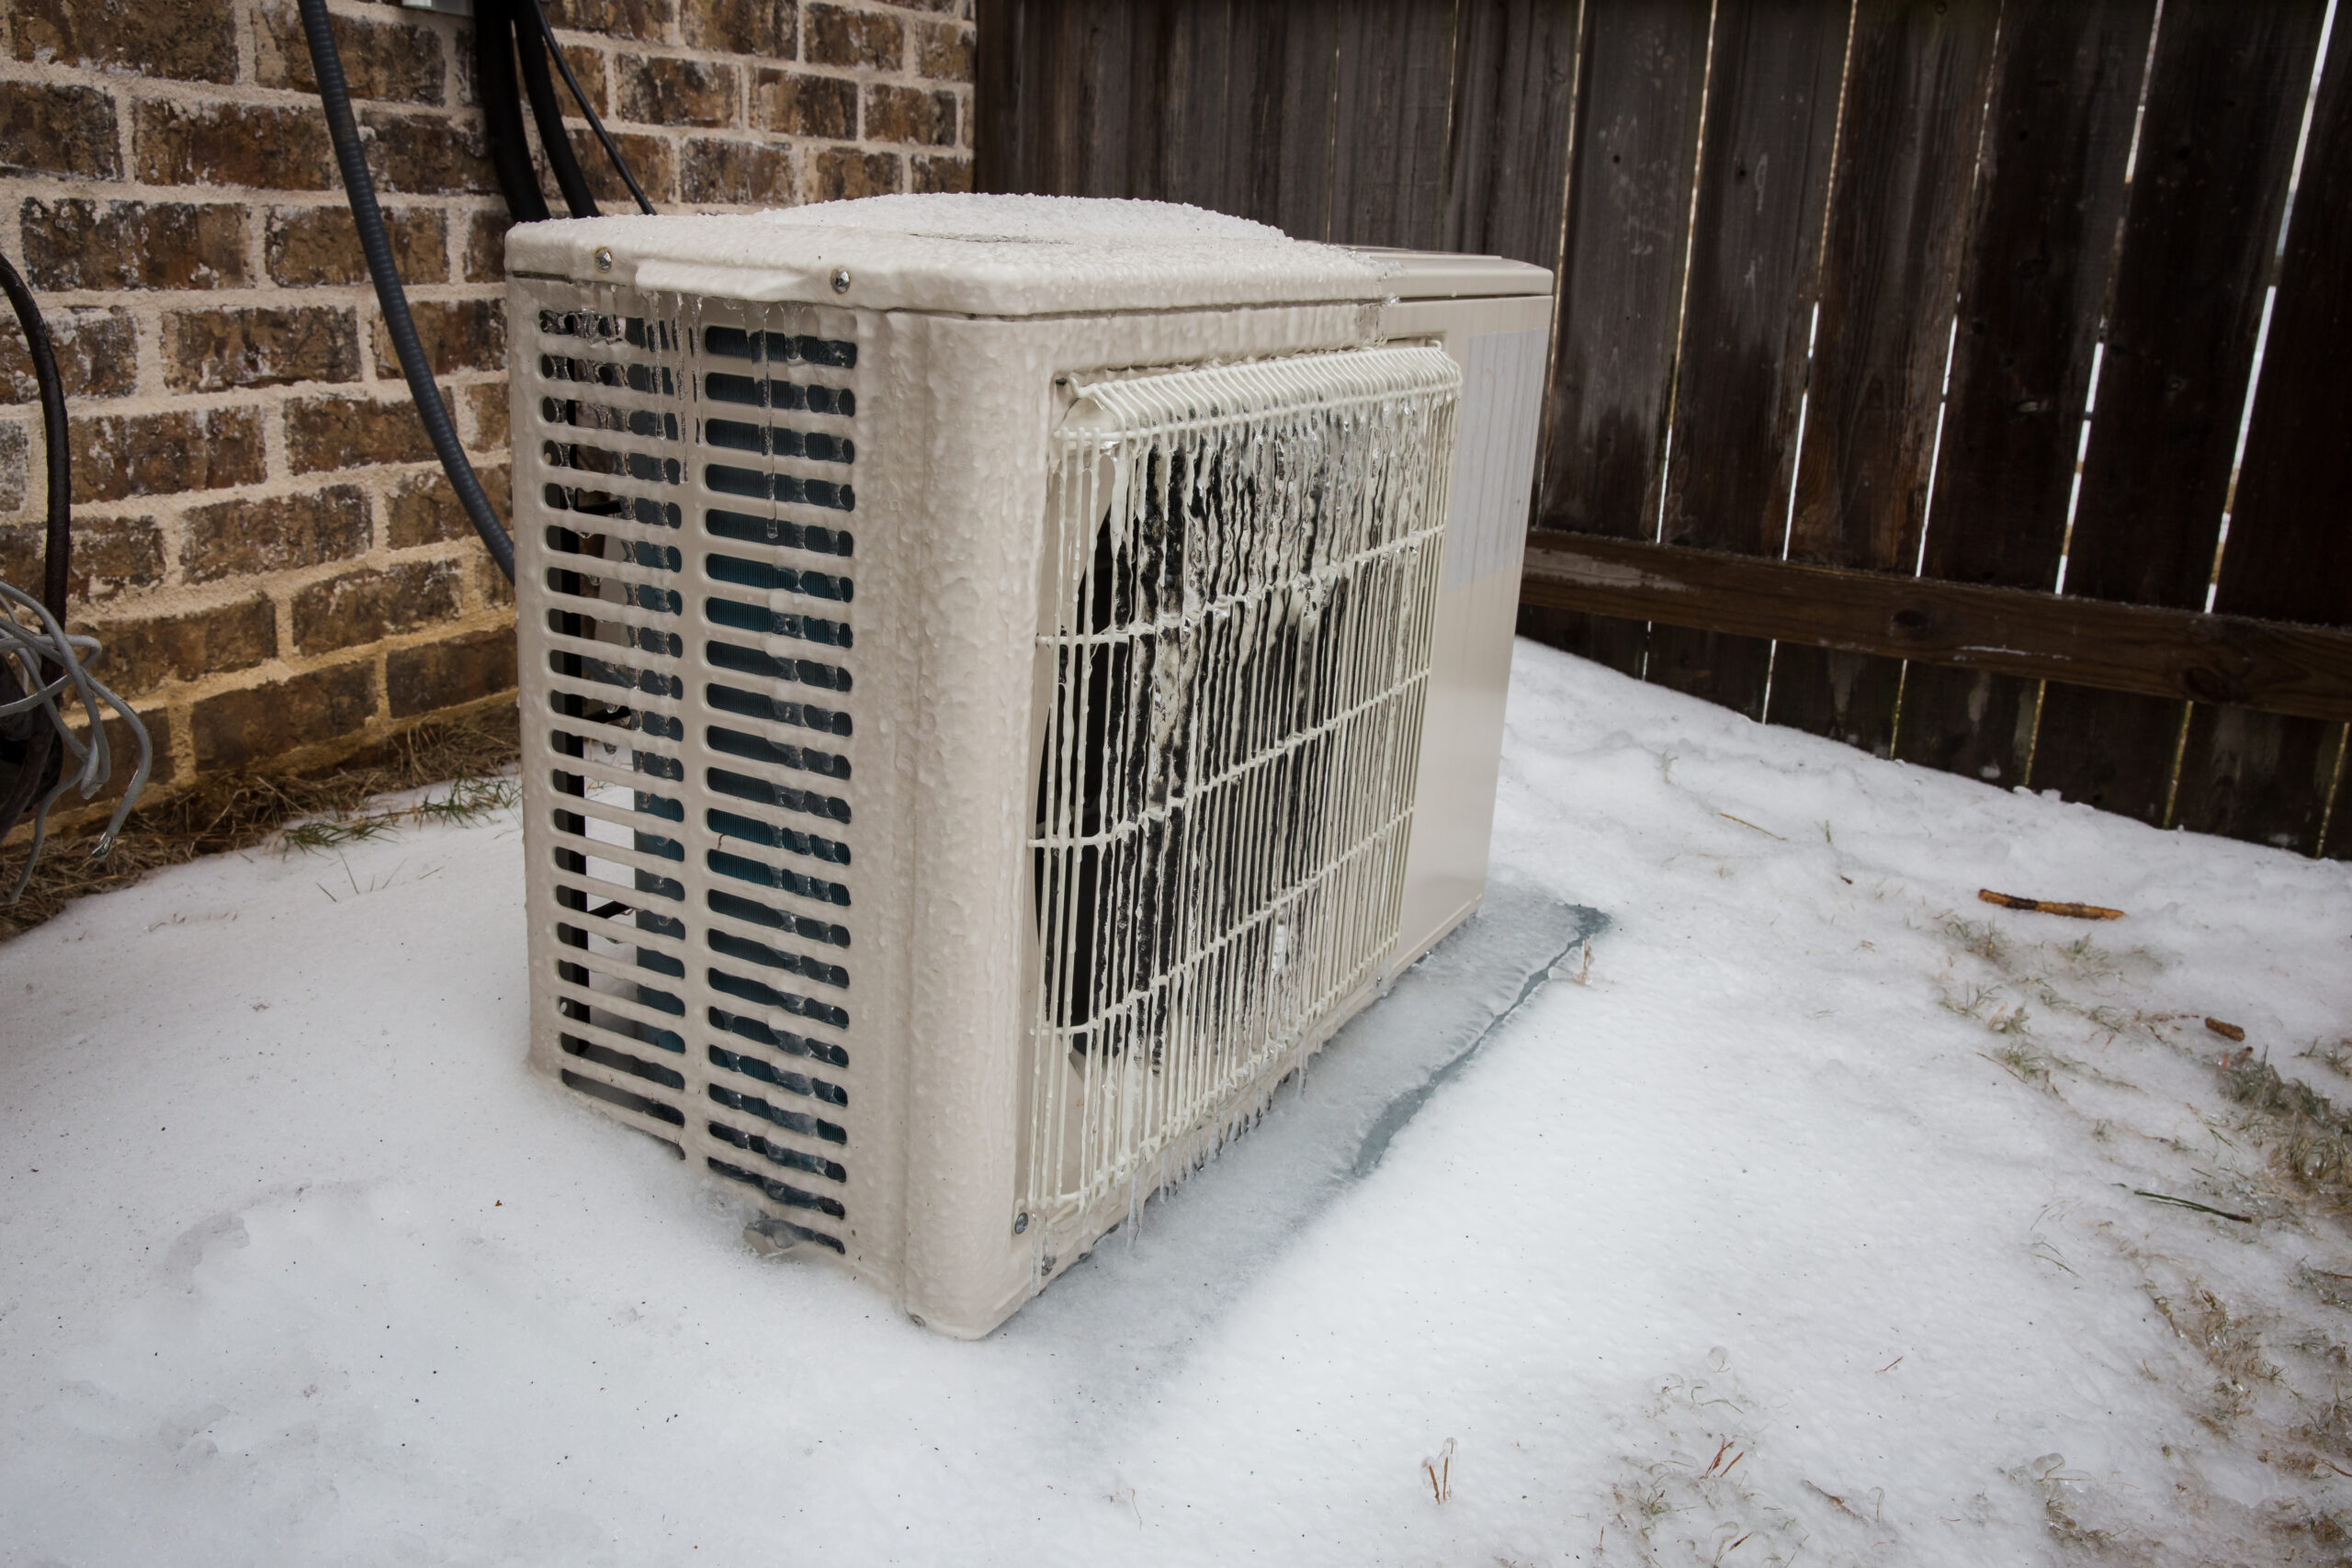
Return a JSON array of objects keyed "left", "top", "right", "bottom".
[{"left": 1026, "top": 347, "right": 1463, "bottom": 1225}]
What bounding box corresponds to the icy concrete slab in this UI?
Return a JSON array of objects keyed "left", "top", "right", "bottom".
[{"left": 1007, "top": 887, "right": 1607, "bottom": 1379}]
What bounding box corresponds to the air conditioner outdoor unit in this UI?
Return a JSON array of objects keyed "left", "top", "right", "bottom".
[{"left": 509, "top": 196, "right": 1551, "bottom": 1337}]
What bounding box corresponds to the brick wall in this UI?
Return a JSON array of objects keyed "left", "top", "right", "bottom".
[{"left": 0, "top": 0, "right": 972, "bottom": 820}]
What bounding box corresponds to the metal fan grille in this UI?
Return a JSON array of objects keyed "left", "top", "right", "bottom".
[{"left": 1025, "top": 346, "right": 1463, "bottom": 1224}]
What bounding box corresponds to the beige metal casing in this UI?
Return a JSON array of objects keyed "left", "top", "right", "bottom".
[{"left": 507, "top": 199, "right": 1549, "bottom": 1337}]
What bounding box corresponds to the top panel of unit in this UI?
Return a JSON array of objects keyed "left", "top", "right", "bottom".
[{"left": 505, "top": 195, "right": 1552, "bottom": 318}]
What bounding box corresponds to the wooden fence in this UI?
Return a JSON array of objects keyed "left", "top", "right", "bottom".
[{"left": 976, "top": 0, "right": 2352, "bottom": 858}]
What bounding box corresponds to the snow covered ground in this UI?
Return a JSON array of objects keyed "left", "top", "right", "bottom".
[{"left": 4, "top": 642, "right": 2350, "bottom": 1567}]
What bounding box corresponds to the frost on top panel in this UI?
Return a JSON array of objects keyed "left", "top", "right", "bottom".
[{"left": 504, "top": 195, "right": 1398, "bottom": 319}]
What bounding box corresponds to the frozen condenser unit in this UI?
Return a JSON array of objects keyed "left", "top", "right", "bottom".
[{"left": 510, "top": 196, "right": 1551, "bottom": 1337}]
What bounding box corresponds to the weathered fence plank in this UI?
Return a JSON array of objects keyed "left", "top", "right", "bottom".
[
  {"left": 1521, "top": 0, "right": 1713, "bottom": 676},
  {"left": 2175, "top": 22, "right": 2352, "bottom": 857},
  {"left": 1442, "top": 0, "right": 1584, "bottom": 267},
  {"left": 1646, "top": 0, "right": 1849, "bottom": 720},
  {"left": 1329, "top": 0, "right": 1462, "bottom": 249},
  {"left": 1895, "top": 0, "right": 2156, "bottom": 786},
  {"left": 1768, "top": 0, "right": 1999, "bottom": 754},
  {"left": 2030, "top": 0, "right": 2325, "bottom": 825}
]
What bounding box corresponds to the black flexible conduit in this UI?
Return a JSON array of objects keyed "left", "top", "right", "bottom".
[
  {"left": 472, "top": 0, "right": 550, "bottom": 224},
  {"left": 0, "top": 250, "right": 67, "bottom": 840},
  {"left": 0, "top": 256, "right": 68, "bottom": 626},
  {"left": 297, "top": 0, "right": 514, "bottom": 581},
  {"left": 515, "top": 7, "right": 601, "bottom": 219}
]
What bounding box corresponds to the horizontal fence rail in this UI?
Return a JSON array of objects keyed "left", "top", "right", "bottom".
[{"left": 977, "top": 0, "right": 2352, "bottom": 857}]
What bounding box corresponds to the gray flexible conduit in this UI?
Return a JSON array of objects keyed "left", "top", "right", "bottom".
[{"left": 297, "top": 0, "right": 515, "bottom": 582}]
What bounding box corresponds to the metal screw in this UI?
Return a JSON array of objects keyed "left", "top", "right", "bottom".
[
  {"left": 593, "top": 247, "right": 614, "bottom": 274},
  {"left": 1012, "top": 1212, "right": 1029, "bottom": 1235},
  {"left": 831, "top": 267, "right": 852, "bottom": 294}
]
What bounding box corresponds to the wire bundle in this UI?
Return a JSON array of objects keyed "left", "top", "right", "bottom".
[{"left": 0, "top": 581, "right": 151, "bottom": 899}]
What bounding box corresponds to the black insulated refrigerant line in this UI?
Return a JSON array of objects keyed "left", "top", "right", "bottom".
[
  {"left": 472, "top": 0, "right": 550, "bottom": 224},
  {"left": 520, "top": 0, "right": 658, "bottom": 216},
  {"left": 514, "top": 0, "right": 601, "bottom": 220},
  {"left": 0, "top": 250, "right": 70, "bottom": 841},
  {"left": 295, "top": 0, "right": 514, "bottom": 581}
]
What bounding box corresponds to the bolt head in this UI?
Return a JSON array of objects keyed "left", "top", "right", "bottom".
[
  {"left": 831, "top": 267, "right": 852, "bottom": 294},
  {"left": 593, "top": 247, "right": 614, "bottom": 274},
  {"left": 1012, "top": 1212, "right": 1029, "bottom": 1235}
]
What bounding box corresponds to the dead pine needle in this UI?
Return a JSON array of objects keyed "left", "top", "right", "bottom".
[
  {"left": 2205, "top": 1018, "right": 2247, "bottom": 1043},
  {"left": 1977, "top": 888, "right": 2125, "bottom": 920},
  {"left": 2132, "top": 1189, "right": 2256, "bottom": 1224},
  {"left": 1720, "top": 812, "right": 1785, "bottom": 840}
]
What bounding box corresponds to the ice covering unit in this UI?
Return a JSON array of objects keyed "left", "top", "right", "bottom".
[{"left": 510, "top": 196, "right": 1551, "bottom": 1336}]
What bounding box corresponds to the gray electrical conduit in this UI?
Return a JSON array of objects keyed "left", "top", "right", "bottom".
[{"left": 297, "top": 0, "right": 515, "bottom": 582}]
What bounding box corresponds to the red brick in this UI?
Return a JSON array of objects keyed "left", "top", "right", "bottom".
[
  {"left": 362, "top": 108, "right": 498, "bottom": 197},
  {"left": 910, "top": 152, "right": 972, "bottom": 195},
  {"left": 807, "top": 4, "right": 902, "bottom": 70},
  {"left": 369, "top": 298, "right": 505, "bottom": 378},
  {"left": 191, "top": 662, "right": 378, "bottom": 772},
  {"left": 72, "top": 408, "right": 265, "bottom": 503},
  {"left": 93, "top": 595, "right": 277, "bottom": 696},
  {"left": 679, "top": 136, "right": 794, "bottom": 205},
  {"left": 12, "top": 0, "right": 237, "bottom": 84},
  {"left": 0, "top": 422, "right": 22, "bottom": 513},
  {"left": 255, "top": 1, "right": 445, "bottom": 105},
  {"left": 180, "top": 483, "right": 372, "bottom": 583},
  {"left": 912, "top": 17, "right": 972, "bottom": 81},
  {"left": 615, "top": 54, "right": 740, "bottom": 129},
  {"left": 134, "top": 100, "right": 334, "bottom": 191},
  {"left": 680, "top": 0, "right": 796, "bottom": 56},
  {"left": 292, "top": 560, "right": 464, "bottom": 655},
  {"left": 22, "top": 199, "right": 248, "bottom": 291},
  {"left": 0, "top": 307, "right": 139, "bottom": 402},
  {"left": 477, "top": 552, "right": 514, "bottom": 610},
  {"left": 864, "top": 85, "right": 956, "bottom": 146},
  {"left": 0, "top": 81, "right": 121, "bottom": 180},
  {"left": 465, "top": 209, "right": 513, "bottom": 282},
  {"left": 462, "top": 384, "right": 511, "bottom": 453},
  {"left": 388, "top": 464, "right": 512, "bottom": 550},
  {"left": 571, "top": 129, "right": 676, "bottom": 206},
  {"left": 266, "top": 206, "right": 447, "bottom": 287},
  {"left": 0, "top": 513, "right": 163, "bottom": 603},
  {"left": 286, "top": 391, "right": 444, "bottom": 474},
  {"left": 812, "top": 147, "right": 900, "bottom": 201},
  {"left": 164, "top": 306, "right": 362, "bottom": 392},
  {"left": 388, "top": 626, "right": 519, "bottom": 717},
  {"left": 542, "top": 0, "right": 673, "bottom": 45},
  {"left": 752, "top": 70, "right": 854, "bottom": 140}
]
